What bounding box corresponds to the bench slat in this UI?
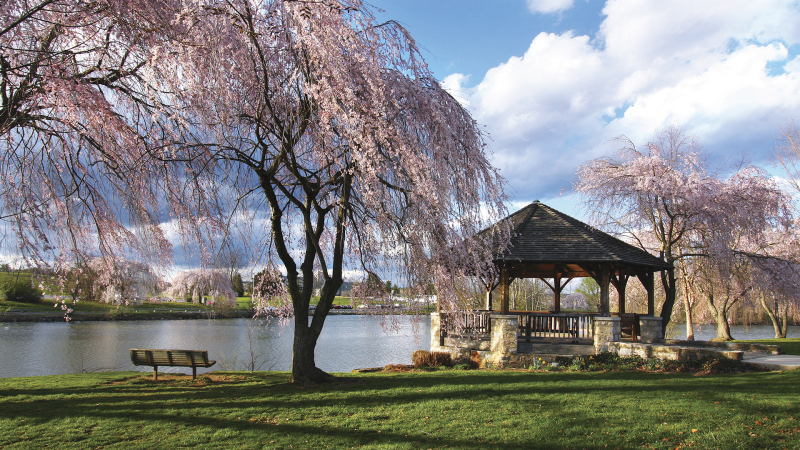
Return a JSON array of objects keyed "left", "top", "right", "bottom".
[{"left": 130, "top": 349, "right": 216, "bottom": 370}]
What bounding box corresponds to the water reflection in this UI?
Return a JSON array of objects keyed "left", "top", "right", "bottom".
[
  {"left": 0, "top": 315, "right": 431, "bottom": 378},
  {"left": 0, "top": 318, "right": 795, "bottom": 378},
  {"left": 666, "top": 323, "right": 799, "bottom": 341}
]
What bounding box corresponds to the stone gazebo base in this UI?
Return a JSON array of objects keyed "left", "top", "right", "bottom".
[{"left": 430, "top": 312, "right": 699, "bottom": 369}]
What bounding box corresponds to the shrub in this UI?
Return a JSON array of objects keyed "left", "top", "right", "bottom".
[
  {"left": 430, "top": 351, "right": 452, "bottom": 367},
  {"left": 452, "top": 363, "right": 471, "bottom": 371},
  {"left": 412, "top": 350, "right": 432, "bottom": 368},
  {"left": 411, "top": 350, "right": 452, "bottom": 368},
  {"left": 2, "top": 279, "right": 42, "bottom": 304}
]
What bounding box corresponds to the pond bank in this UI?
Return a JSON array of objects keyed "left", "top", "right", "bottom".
[{"left": 0, "top": 307, "right": 420, "bottom": 322}]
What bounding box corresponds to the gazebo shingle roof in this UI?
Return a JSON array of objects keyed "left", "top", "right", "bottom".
[{"left": 487, "top": 201, "right": 672, "bottom": 271}]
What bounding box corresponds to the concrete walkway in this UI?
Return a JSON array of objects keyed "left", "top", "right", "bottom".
[{"left": 742, "top": 353, "right": 800, "bottom": 371}]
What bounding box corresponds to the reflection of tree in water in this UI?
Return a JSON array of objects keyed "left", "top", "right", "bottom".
[{"left": 219, "top": 318, "right": 286, "bottom": 372}]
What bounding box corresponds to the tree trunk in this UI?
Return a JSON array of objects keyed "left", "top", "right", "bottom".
[
  {"left": 289, "top": 275, "right": 343, "bottom": 384},
  {"left": 714, "top": 308, "right": 733, "bottom": 341},
  {"left": 290, "top": 322, "right": 335, "bottom": 384},
  {"left": 713, "top": 309, "right": 733, "bottom": 340},
  {"left": 659, "top": 269, "right": 677, "bottom": 336},
  {"left": 703, "top": 293, "right": 733, "bottom": 341},
  {"left": 679, "top": 267, "right": 695, "bottom": 341},
  {"left": 683, "top": 293, "right": 695, "bottom": 341},
  {"left": 760, "top": 294, "right": 787, "bottom": 339}
]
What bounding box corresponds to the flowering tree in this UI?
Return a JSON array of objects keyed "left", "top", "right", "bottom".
[
  {"left": 0, "top": 1, "right": 187, "bottom": 272},
  {"left": 576, "top": 127, "right": 707, "bottom": 333},
  {"left": 576, "top": 127, "right": 792, "bottom": 337},
  {"left": 2, "top": 0, "right": 506, "bottom": 383},
  {"left": 88, "top": 256, "right": 163, "bottom": 304},
  {"left": 744, "top": 226, "right": 800, "bottom": 338},
  {"left": 160, "top": 0, "right": 507, "bottom": 383},
  {"left": 165, "top": 268, "right": 236, "bottom": 307}
]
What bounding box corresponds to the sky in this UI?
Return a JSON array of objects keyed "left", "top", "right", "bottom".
[
  {"left": 8, "top": 0, "right": 800, "bottom": 281},
  {"left": 371, "top": 0, "right": 800, "bottom": 217}
]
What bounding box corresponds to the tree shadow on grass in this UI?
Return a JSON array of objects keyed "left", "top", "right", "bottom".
[{"left": 0, "top": 370, "right": 798, "bottom": 449}]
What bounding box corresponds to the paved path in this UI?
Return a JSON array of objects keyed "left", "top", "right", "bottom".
[{"left": 742, "top": 353, "right": 800, "bottom": 371}]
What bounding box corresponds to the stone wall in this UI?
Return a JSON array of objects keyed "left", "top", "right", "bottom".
[
  {"left": 429, "top": 312, "right": 442, "bottom": 350},
  {"left": 639, "top": 316, "right": 662, "bottom": 343},
  {"left": 612, "top": 341, "right": 743, "bottom": 361},
  {"left": 432, "top": 311, "right": 750, "bottom": 369},
  {"left": 445, "top": 336, "right": 491, "bottom": 351},
  {"left": 489, "top": 314, "right": 518, "bottom": 354},
  {"left": 593, "top": 316, "right": 620, "bottom": 353}
]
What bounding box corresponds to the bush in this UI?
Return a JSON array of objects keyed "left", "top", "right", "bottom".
[
  {"left": 430, "top": 351, "right": 452, "bottom": 367},
  {"left": 412, "top": 350, "right": 431, "bottom": 368},
  {"left": 2, "top": 279, "right": 43, "bottom": 304},
  {"left": 411, "top": 350, "right": 452, "bottom": 368}
]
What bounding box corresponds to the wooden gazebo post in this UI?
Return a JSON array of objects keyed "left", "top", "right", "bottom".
[
  {"left": 646, "top": 271, "right": 655, "bottom": 316},
  {"left": 599, "top": 264, "right": 610, "bottom": 316},
  {"left": 553, "top": 271, "right": 562, "bottom": 313},
  {"left": 541, "top": 268, "right": 573, "bottom": 314},
  {"left": 610, "top": 273, "right": 629, "bottom": 314},
  {"left": 500, "top": 264, "right": 510, "bottom": 314}
]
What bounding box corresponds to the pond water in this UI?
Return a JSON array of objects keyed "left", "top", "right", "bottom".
[
  {"left": 666, "top": 323, "right": 800, "bottom": 341},
  {"left": 0, "top": 316, "right": 796, "bottom": 378},
  {"left": 0, "top": 315, "right": 431, "bottom": 378}
]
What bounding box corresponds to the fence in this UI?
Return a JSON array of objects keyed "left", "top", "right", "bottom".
[
  {"left": 440, "top": 310, "right": 492, "bottom": 340},
  {"left": 516, "top": 312, "right": 595, "bottom": 342}
]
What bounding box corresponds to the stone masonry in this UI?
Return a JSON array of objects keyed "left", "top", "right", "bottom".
[
  {"left": 486, "top": 314, "right": 518, "bottom": 367},
  {"left": 593, "top": 316, "right": 620, "bottom": 353},
  {"left": 638, "top": 316, "right": 663, "bottom": 343},
  {"left": 428, "top": 312, "right": 448, "bottom": 353}
]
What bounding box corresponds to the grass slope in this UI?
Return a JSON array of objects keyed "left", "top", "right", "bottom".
[{"left": 0, "top": 369, "right": 798, "bottom": 449}]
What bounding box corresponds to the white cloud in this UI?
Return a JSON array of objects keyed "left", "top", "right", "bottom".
[
  {"left": 440, "top": 73, "right": 472, "bottom": 107},
  {"left": 459, "top": 0, "right": 800, "bottom": 200},
  {"left": 527, "top": 0, "right": 575, "bottom": 14}
]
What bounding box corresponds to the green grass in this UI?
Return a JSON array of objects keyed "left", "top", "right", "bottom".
[
  {"left": 0, "top": 299, "right": 53, "bottom": 310},
  {"left": 0, "top": 299, "right": 252, "bottom": 316},
  {"left": 309, "top": 296, "right": 351, "bottom": 306},
  {"left": 734, "top": 338, "right": 800, "bottom": 356},
  {"left": 236, "top": 296, "right": 253, "bottom": 308},
  {"left": 0, "top": 369, "right": 799, "bottom": 449}
]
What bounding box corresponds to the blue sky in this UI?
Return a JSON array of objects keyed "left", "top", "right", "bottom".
[{"left": 372, "top": 0, "right": 800, "bottom": 217}]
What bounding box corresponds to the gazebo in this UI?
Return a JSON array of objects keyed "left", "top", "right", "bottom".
[
  {"left": 482, "top": 200, "right": 672, "bottom": 317},
  {"left": 432, "top": 201, "right": 674, "bottom": 366}
]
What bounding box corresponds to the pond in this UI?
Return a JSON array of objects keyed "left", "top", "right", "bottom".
[
  {"left": 666, "top": 322, "right": 799, "bottom": 341},
  {"left": 0, "top": 316, "right": 795, "bottom": 378},
  {"left": 0, "top": 315, "right": 431, "bottom": 378}
]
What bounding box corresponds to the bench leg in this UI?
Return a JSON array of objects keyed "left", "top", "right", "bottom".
[
  {"left": 192, "top": 367, "right": 197, "bottom": 380},
  {"left": 153, "top": 366, "right": 158, "bottom": 381}
]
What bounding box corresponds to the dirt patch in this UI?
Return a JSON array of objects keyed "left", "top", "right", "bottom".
[{"left": 108, "top": 373, "right": 249, "bottom": 386}]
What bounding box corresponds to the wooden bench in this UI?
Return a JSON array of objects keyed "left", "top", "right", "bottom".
[{"left": 130, "top": 349, "right": 216, "bottom": 380}]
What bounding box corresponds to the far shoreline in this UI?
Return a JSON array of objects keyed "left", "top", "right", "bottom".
[{"left": 0, "top": 308, "right": 425, "bottom": 323}]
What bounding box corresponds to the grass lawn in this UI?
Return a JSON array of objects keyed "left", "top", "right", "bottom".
[
  {"left": 0, "top": 299, "right": 255, "bottom": 318},
  {"left": 734, "top": 338, "right": 800, "bottom": 356},
  {"left": 0, "top": 369, "right": 798, "bottom": 449}
]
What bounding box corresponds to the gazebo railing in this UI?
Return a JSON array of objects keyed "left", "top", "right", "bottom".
[
  {"left": 516, "top": 312, "right": 596, "bottom": 342},
  {"left": 440, "top": 310, "right": 492, "bottom": 339}
]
